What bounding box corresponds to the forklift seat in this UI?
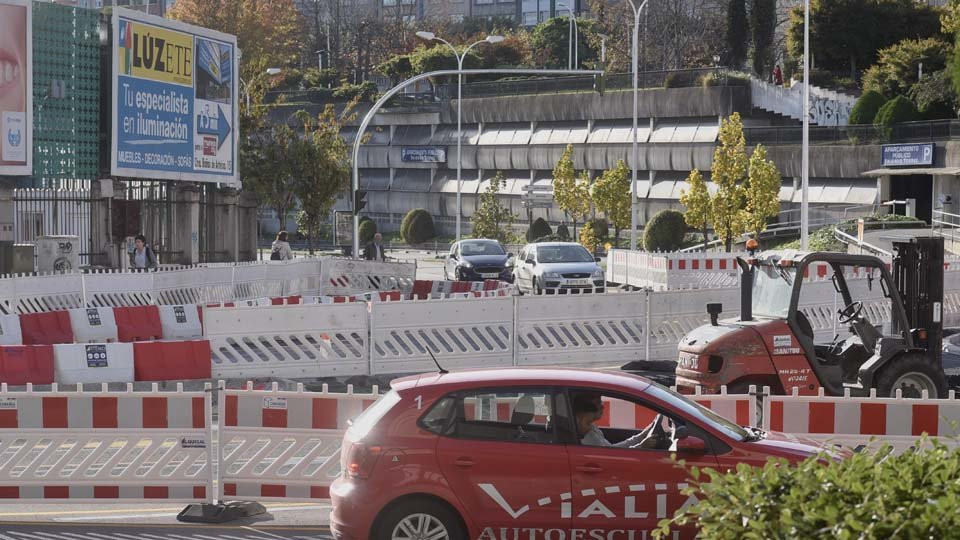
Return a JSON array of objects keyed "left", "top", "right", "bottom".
[{"left": 795, "top": 311, "right": 815, "bottom": 342}]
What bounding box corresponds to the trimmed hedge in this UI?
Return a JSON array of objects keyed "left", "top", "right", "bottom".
[
  {"left": 401, "top": 209, "right": 436, "bottom": 245},
  {"left": 359, "top": 219, "right": 377, "bottom": 244},
  {"left": 643, "top": 209, "right": 687, "bottom": 252},
  {"left": 527, "top": 218, "right": 553, "bottom": 241},
  {"left": 849, "top": 90, "right": 886, "bottom": 124},
  {"left": 876, "top": 95, "right": 920, "bottom": 129}
]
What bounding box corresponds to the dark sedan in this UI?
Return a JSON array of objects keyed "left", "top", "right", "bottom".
[{"left": 444, "top": 239, "right": 514, "bottom": 282}]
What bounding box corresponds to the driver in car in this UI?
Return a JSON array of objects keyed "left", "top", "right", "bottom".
[{"left": 573, "top": 394, "right": 659, "bottom": 449}]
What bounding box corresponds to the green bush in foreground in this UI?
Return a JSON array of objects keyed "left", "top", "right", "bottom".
[{"left": 655, "top": 439, "right": 960, "bottom": 539}]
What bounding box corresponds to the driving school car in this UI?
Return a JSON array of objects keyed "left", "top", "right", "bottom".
[{"left": 329, "top": 368, "right": 827, "bottom": 540}]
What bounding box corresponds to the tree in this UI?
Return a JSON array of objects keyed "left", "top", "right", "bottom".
[
  {"left": 472, "top": 172, "right": 517, "bottom": 243},
  {"left": 680, "top": 168, "right": 711, "bottom": 251},
  {"left": 726, "top": 0, "right": 749, "bottom": 69},
  {"left": 530, "top": 16, "right": 598, "bottom": 69},
  {"left": 167, "top": 0, "right": 304, "bottom": 83},
  {"left": 910, "top": 70, "right": 958, "bottom": 119},
  {"left": 743, "top": 145, "right": 781, "bottom": 239},
  {"left": 591, "top": 160, "right": 631, "bottom": 245},
  {"left": 243, "top": 124, "right": 301, "bottom": 236},
  {"left": 643, "top": 210, "right": 687, "bottom": 252},
  {"left": 786, "top": 0, "right": 942, "bottom": 80},
  {"left": 862, "top": 38, "right": 950, "bottom": 98},
  {"left": 711, "top": 113, "right": 749, "bottom": 251},
  {"left": 552, "top": 144, "right": 591, "bottom": 238},
  {"left": 750, "top": 0, "right": 776, "bottom": 77}
]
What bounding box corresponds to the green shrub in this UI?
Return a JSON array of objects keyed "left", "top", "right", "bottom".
[
  {"left": 333, "top": 81, "right": 378, "bottom": 102},
  {"left": 910, "top": 70, "right": 957, "bottom": 120},
  {"left": 359, "top": 219, "right": 377, "bottom": 244},
  {"left": 526, "top": 217, "right": 552, "bottom": 241},
  {"left": 862, "top": 37, "right": 949, "bottom": 98},
  {"left": 642, "top": 209, "right": 687, "bottom": 252},
  {"left": 656, "top": 440, "right": 960, "bottom": 540},
  {"left": 556, "top": 224, "right": 571, "bottom": 241},
  {"left": 587, "top": 218, "right": 609, "bottom": 241},
  {"left": 849, "top": 90, "right": 886, "bottom": 124},
  {"left": 876, "top": 95, "right": 920, "bottom": 137},
  {"left": 664, "top": 71, "right": 695, "bottom": 88},
  {"left": 401, "top": 209, "right": 435, "bottom": 245}
]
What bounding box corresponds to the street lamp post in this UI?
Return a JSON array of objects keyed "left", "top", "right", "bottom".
[
  {"left": 240, "top": 67, "right": 282, "bottom": 110},
  {"left": 598, "top": 34, "right": 607, "bottom": 66},
  {"left": 800, "top": 0, "right": 810, "bottom": 250},
  {"left": 627, "top": 0, "right": 650, "bottom": 251},
  {"left": 416, "top": 32, "right": 504, "bottom": 242},
  {"left": 557, "top": 2, "right": 578, "bottom": 70},
  {"left": 314, "top": 49, "right": 326, "bottom": 71}
]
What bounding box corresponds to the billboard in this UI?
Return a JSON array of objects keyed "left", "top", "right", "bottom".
[
  {"left": 111, "top": 8, "right": 239, "bottom": 186},
  {"left": 0, "top": 0, "right": 32, "bottom": 176}
]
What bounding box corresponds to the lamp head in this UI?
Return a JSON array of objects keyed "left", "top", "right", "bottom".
[
  {"left": 416, "top": 31, "right": 436, "bottom": 41},
  {"left": 486, "top": 35, "right": 505, "bottom": 44},
  {"left": 266, "top": 68, "right": 282, "bottom": 75}
]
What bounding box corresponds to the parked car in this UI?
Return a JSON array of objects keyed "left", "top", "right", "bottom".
[
  {"left": 444, "top": 239, "right": 514, "bottom": 282},
  {"left": 513, "top": 242, "right": 604, "bottom": 294},
  {"left": 329, "top": 368, "right": 830, "bottom": 540}
]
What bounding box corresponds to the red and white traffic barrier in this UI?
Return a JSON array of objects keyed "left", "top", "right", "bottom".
[
  {"left": 218, "top": 382, "right": 379, "bottom": 501},
  {"left": 762, "top": 387, "right": 960, "bottom": 451},
  {"left": 68, "top": 307, "right": 118, "bottom": 343},
  {"left": 0, "top": 382, "right": 213, "bottom": 502}
]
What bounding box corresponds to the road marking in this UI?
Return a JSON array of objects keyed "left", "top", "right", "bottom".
[
  {"left": 48, "top": 504, "right": 329, "bottom": 522},
  {"left": 242, "top": 527, "right": 288, "bottom": 540},
  {"left": 0, "top": 507, "right": 184, "bottom": 517}
]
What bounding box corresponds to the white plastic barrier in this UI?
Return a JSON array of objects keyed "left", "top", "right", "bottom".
[
  {"left": 370, "top": 296, "right": 515, "bottom": 374},
  {"left": 320, "top": 258, "right": 416, "bottom": 296},
  {"left": 204, "top": 303, "right": 369, "bottom": 379},
  {"left": 53, "top": 342, "right": 135, "bottom": 384},
  {"left": 762, "top": 387, "right": 960, "bottom": 453},
  {"left": 154, "top": 266, "right": 235, "bottom": 305},
  {"left": 218, "top": 382, "right": 378, "bottom": 501},
  {"left": 158, "top": 304, "right": 203, "bottom": 340},
  {"left": 0, "top": 382, "right": 213, "bottom": 502},
  {"left": 0, "top": 272, "right": 83, "bottom": 314},
  {"left": 0, "top": 314, "right": 23, "bottom": 345},
  {"left": 83, "top": 270, "right": 155, "bottom": 308},
  {"left": 67, "top": 307, "right": 119, "bottom": 343}
]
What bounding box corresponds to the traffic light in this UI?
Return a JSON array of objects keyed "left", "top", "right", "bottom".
[{"left": 354, "top": 189, "right": 368, "bottom": 213}]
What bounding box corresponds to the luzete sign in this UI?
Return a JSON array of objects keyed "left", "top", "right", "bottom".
[
  {"left": 111, "top": 8, "right": 239, "bottom": 186},
  {"left": 881, "top": 143, "right": 934, "bottom": 167}
]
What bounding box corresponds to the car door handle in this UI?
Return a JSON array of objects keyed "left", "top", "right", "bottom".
[
  {"left": 576, "top": 464, "right": 604, "bottom": 474},
  {"left": 454, "top": 457, "right": 475, "bottom": 468}
]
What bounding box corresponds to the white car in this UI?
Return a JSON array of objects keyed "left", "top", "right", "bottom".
[{"left": 512, "top": 242, "right": 605, "bottom": 294}]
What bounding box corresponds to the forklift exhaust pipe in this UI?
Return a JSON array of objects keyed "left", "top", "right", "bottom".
[
  {"left": 736, "top": 257, "right": 753, "bottom": 322},
  {"left": 706, "top": 303, "right": 722, "bottom": 326}
]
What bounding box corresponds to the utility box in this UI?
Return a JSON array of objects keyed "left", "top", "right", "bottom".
[
  {"left": 12, "top": 244, "right": 34, "bottom": 273},
  {"left": 36, "top": 235, "right": 80, "bottom": 274}
]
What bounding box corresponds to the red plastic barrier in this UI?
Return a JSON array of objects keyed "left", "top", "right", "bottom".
[
  {"left": 483, "top": 280, "right": 500, "bottom": 291},
  {"left": 411, "top": 280, "right": 434, "bottom": 300},
  {"left": 0, "top": 345, "right": 55, "bottom": 385},
  {"left": 19, "top": 311, "right": 74, "bottom": 345},
  {"left": 449, "top": 281, "right": 471, "bottom": 293},
  {"left": 133, "top": 340, "right": 212, "bottom": 381},
  {"left": 271, "top": 296, "right": 301, "bottom": 305},
  {"left": 113, "top": 306, "right": 163, "bottom": 343},
  {"left": 378, "top": 291, "right": 403, "bottom": 302}
]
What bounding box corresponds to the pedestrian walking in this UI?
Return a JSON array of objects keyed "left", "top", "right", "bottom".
[
  {"left": 130, "top": 234, "right": 158, "bottom": 270},
  {"left": 364, "top": 233, "right": 387, "bottom": 261},
  {"left": 773, "top": 64, "right": 783, "bottom": 86},
  {"left": 271, "top": 231, "right": 293, "bottom": 261}
]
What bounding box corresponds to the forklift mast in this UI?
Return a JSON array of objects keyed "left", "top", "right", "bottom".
[{"left": 891, "top": 236, "right": 944, "bottom": 365}]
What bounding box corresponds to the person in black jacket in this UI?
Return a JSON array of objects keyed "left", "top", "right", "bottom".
[{"left": 364, "top": 233, "right": 386, "bottom": 261}]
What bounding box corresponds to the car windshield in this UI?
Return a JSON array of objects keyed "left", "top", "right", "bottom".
[
  {"left": 537, "top": 245, "right": 594, "bottom": 263},
  {"left": 752, "top": 263, "right": 795, "bottom": 318},
  {"left": 645, "top": 381, "right": 750, "bottom": 441},
  {"left": 461, "top": 241, "right": 504, "bottom": 256}
]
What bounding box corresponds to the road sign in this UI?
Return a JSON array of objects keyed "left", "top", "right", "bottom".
[
  {"left": 522, "top": 184, "right": 553, "bottom": 191},
  {"left": 521, "top": 191, "right": 553, "bottom": 201},
  {"left": 522, "top": 200, "right": 552, "bottom": 209}
]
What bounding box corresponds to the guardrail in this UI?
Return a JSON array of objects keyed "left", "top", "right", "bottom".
[{"left": 744, "top": 119, "right": 960, "bottom": 146}]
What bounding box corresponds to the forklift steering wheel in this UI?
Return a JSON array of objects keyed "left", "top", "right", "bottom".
[{"left": 838, "top": 301, "right": 864, "bottom": 324}]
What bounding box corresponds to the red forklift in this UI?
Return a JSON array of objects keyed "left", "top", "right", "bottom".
[{"left": 676, "top": 237, "right": 947, "bottom": 398}]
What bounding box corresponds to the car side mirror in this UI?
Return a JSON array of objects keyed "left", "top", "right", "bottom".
[
  {"left": 526, "top": 259, "right": 536, "bottom": 266},
  {"left": 507, "top": 252, "right": 514, "bottom": 258},
  {"left": 595, "top": 257, "right": 601, "bottom": 262}
]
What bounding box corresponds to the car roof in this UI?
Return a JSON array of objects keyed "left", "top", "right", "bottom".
[
  {"left": 391, "top": 367, "right": 652, "bottom": 393},
  {"left": 460, "top": 238, "right": 500, "bottom": 243}
]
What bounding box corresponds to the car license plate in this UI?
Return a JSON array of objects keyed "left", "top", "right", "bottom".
[
  {"left": 481, "top": 273, "right": 499, "bottom": 278},
  {"left": 568, "top": 279, "right": 591, "bottom": 286}
]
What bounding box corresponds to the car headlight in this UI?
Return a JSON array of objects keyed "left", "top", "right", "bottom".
[
  {"left": 461, "top": 261, "right": 473, "bottom": 268},
  {"left": 543, "top": 272, "right": 561, "bottom": 278},
  {"left": 592, "top": 269, "right": 604, "bottom": 279}
]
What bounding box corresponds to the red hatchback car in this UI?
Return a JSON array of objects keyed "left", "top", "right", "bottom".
[{"left": 330, "top": 368, "right": 826, "bottom": 540}]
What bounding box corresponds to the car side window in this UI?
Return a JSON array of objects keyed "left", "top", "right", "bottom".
[
  {"left": 527, "top": 248, "right": 536, "bottom": 263},
  {"left": 451, "top": 389, "right": 557, "bottom": 444},
  {"left": 518, "top": 249, "right": 527, "bottom": 264}
]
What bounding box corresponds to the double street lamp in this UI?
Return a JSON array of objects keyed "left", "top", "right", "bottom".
[
  {"left": 415, "top": 31, "right": 504, "bottom": 241},
  {"left": 556, "top": 2, "right": 578, "bottom": 70},
  {"left": 627, "top": 0, "right": 650, "bottom": 251}
]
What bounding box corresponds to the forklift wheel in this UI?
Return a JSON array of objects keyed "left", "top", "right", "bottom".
[{"left": 875, "top": 354, "right": 948, "bottom": 399}]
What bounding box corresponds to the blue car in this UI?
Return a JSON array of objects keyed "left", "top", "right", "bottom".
[{"left": 444, "top": 239, "right": 514, "bottom": 282}]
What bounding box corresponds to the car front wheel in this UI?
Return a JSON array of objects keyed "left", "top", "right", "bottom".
[
  {"left": 533, "top": 278, "right": 543, "bottom": 295},
  {"left": 375, "top": 499, "right": 465, "bottom": 540}
]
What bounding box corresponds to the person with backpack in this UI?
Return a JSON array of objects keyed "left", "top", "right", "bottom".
[
  {"left": 271, "top": 230, "right": 293, "bottom": 261},
  {"left": 130, "top": 234, "right": 158, "bottom": 270}
]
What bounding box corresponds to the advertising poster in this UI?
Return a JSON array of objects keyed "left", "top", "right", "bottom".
[
  {"left": 111, "top": 8, "right": 239, "bottom": 186},
  {"left": 0, "top": 0, "right": 32, "bottom": 176}
]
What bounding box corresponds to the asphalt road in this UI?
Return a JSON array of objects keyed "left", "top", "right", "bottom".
[{"left": 0, "top": 522, "right": 332, "bottom": 539}]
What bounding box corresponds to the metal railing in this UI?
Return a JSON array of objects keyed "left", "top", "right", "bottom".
[
  {"left": 833, "top": 228, "right": 891, "bottom": 257},
  {"left": 744, "top": 119, "right": 960, "bottom": 146},
  {"left": 436, "top": 67, "right": 733, "bottom": 100}
]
